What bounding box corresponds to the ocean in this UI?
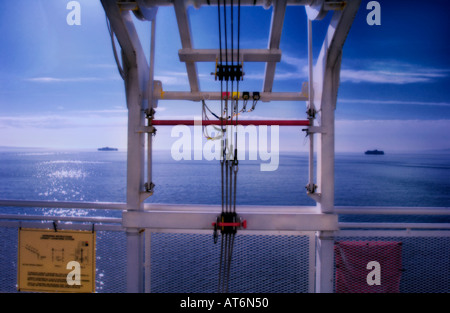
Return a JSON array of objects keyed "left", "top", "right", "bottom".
[
  {"left": 0, "top": 149, "right": 449, "bottom": 292},
  {"left": 1, "top": 149, "right": 449, "bottom": 216}
]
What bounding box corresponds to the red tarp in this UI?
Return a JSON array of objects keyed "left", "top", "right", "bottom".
[{"left": 335, "top": 241, "right": 402, "bottom": 293}]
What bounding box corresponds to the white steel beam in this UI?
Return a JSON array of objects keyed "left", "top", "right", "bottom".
[
  {"left": 102, "top": 0, "right": 152, "bottom": 294},
  {"left": 101, "top": 0, "right": 148, "bottom": 78},
  {"left": 312, "top": 0, "right": 361, "bottom": 214},
  {"left": 155, "top": 90, "right": 308, "bottom": 101},
  {"left": 263, "top": 0, "right": 287, "bottom": 92},
  {"left": 122, "top": 205, "right": 338, "bottom": 231},
  {"left": 141, "top": 0, "right": 314, "bottom": 8},
  {"left": 310, "top": 0, "right": 361, "bottom": 294},
  {"left": 174, "top": 0, "right": 200, "bottom": 92},
  {"left": 178, "top": 48, "right": 282, "bottom": 62}
]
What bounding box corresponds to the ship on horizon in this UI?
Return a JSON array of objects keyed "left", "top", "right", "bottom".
[
  {"left": 98, "top": 147, "right": 118, "bottom": 151},
  {"left": 365, "top": 149, "right": 384, "bottom": 155}
]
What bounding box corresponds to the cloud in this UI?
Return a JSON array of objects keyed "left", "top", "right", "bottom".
[
  {"left": 0, "top": 110, "right": 127, "bottom": 129},
  {"left": 339, "top": 69, "right": 446, "bottom": 84},
  {"left": 275, "top": 55, "right": 449, "bottom": 85},
  {"left": 338, "top": 98, "right": 450, "bottom": 107},
  {"left": 340, "top": 61, "right": 449, "bottom": 84},
  {"left": 25, "top": 76, "right": 120, "bottom": 83}
]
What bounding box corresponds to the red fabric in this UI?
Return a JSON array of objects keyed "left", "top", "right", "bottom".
[{"left": 335, "top": 241, "right": 402, "bottom": 293}]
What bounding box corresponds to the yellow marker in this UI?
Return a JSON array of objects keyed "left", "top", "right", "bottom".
[
  {"left": 215, "top": 58, "right": 218, "bottom": 80},
  {"left": 232, "top": 92, "right": 240, "bottom": 100}
]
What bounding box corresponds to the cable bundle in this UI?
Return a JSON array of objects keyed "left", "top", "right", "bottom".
[{"left": 216, "top": 0, "right": 241, "bottom": 294}]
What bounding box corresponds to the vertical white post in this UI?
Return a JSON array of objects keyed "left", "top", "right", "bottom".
[
  {"left": 315, "top": 231, "right": 335, "bottom": 293},
  {"left": 309, "top": 0, "right": 361, "bottom": 292},
  {"left": 147, "top": 18, "right": 157, "bottom": 193},
  {"left": 317, "top": 67, "right": 335, "bottom": 214},
  {"left": 125, "top": 64, "right": 146, "bottom": 293},
  {"left": 311, "top": 14, "right": 337, "bottom": 295}
]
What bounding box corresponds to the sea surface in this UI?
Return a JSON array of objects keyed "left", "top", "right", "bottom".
[
  {"left": 0, "top": 148, "right": 449, "bottom": 218},
  {"left": 0, "top": 149, "right": 449, "bottom": 293}
]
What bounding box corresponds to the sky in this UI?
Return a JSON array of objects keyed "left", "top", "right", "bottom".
[{"left": 0, "top": 0, "right": 449, "bottom": 153}]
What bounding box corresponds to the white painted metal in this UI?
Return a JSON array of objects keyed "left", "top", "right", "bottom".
[
  {"left": 101, "top": 0, "right": 151, "bottom": 293},
  {"left": 142, "top": 0, "right": 315, "bottom": 7},
  {"left": 314, "top": 231, "right": 334, "bottom": 293},
  {"left": 0, "top": 220, "right": 123, "bottom": 232},
  {"left": 146, "top": 18, "right": 157, "bottom": 196},
  {"left": 339, "top": 222, "right": 450, "bottom": 230},
  {"left": 100, "top": 0, "right": 364, "bottom": 293},
  {"left": 122, "top": 208, "right": 338, "bottom": 231},
  {"left": 335, "top": 206, "right": 450, "bottom": 215},
  {"left": 307, "top": 17, "right": 316, "bottom": 195},
  {"left": 174, "top": 0, "right": 200, "bottom": 92},
  {"left": 305, "top": 0, "right": 326, "bottom": 20},
  {"left": 178, "top": 48, "right": 282, "bottom": 62},
  {"left": 336, "top": 229, "right": 450, "bottom": 238},
  {"left": 263, "top": 0, "right": 287, "bottom": 92},
  {"left": 155, "top": 90, "right": 308, "bottom": 101},
  {"left": 309, "top": 0, "right": 361, "bottom": 293}
]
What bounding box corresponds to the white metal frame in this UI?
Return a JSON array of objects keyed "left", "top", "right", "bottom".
[
  {"left": 96, "top": 0, "right": 364, "bottom": 293},
  {"left": 9, "top": 0, "right": 450, "bottom": 294}
]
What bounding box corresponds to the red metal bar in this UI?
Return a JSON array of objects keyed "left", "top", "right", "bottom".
[
  {"left": 152, "top": 119, "right": 310, "bottom": 126},
  {"left": 212, "top": 220, "right": 247, "bottom": 229}
]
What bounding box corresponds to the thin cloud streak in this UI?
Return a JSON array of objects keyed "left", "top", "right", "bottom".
[
  {"left": 339, "top": 99, "right": 450, "bottom": 107},
  {"left": 25, "top": 76, "right": 121, "bottom": 83}
]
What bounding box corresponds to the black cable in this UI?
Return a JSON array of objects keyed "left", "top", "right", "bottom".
[
  {"left": 233, "top": 0, "right": 241, "bottom": 214},
  {"left": 216, "top": 0, "right": 242, "bottom": 293}
]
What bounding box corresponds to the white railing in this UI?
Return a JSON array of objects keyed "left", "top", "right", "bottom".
[{"left": 1, "top": 199, "right": 449, "bottom": 293}]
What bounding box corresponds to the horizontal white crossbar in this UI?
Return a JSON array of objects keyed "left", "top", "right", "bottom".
[
  {"left": 156, "top": 91, "right": 308, "bottom": 101},
  {"left": 122, "top": 204, "right": 338, "bottom": 231},
  {"left": 178, "top": 48, "right": 282, "bottom": 62}
]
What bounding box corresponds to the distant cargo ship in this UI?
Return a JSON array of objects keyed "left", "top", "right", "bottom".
[
  {"left": 365, "top": 149, "right": 384, "bottom": 155},
  {"left": 98, "top": 147, "right": 118, "bottom": 151}
]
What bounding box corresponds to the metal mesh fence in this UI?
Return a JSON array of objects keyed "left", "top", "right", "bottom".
[
  {"left": 95, "top": 230, "right": 127, "bottom": 293},
  {"left": 0, "top": 227, "right": 18, "bottom": 293},
  {"left": 148, "top": 232, "right": 312, "bottom": 293},
  {"left": 334, "top": 234, "right": 450, "bottom": 293},
  {"left": 1, "top": 225, "right": 449, "bottom": 293}
]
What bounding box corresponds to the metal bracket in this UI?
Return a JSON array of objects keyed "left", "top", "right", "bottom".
[
  {"left": 306, "top": 183, "right": 318, "bottom": 194},
  {"left": 144, "top": 182, "right": 155, "bottom": 193},
  {"left": 145, "top": 107, "right": 155, "bottom": 119},
  {"left": 307, "top": 191, "right": 322, "bottom": 203},
  {"left": 307, "top": 126, "right": 325, "bottom": 134},
  {"left": 140, "top": 182, "right": 155, "bottom": 202},
  {"left": 135, "top": 126, "right": 156, "bottom": 134}
]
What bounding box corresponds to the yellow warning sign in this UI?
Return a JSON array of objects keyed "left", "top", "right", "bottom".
[{"left": 18, "top": 228, "right": 96, "bottom": 293}]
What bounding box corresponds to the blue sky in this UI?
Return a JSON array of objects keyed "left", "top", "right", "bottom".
[{"left": 0, "top": 0, "right": 449, "bottom": 153}]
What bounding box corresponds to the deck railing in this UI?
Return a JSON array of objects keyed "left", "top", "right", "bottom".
[{"left": 0, "top": 200, "right": 449, "bottom": 293}]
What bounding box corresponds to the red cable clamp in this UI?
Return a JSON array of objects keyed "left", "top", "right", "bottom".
[
  {"left": 212, "top": 220, "right": 247, "bottom": 229},
  {"left": 212, "top": 212, "right": 247, "bottom": 244}
]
